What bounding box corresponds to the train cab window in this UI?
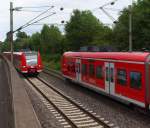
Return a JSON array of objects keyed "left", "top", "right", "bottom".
[
  {"left": 82, "top": 64, "right": 87, "bottom": 75},
  {"left": 96, "top": 66, "right": 103, "bottom": 79},
  {"left": 117, "top": 69, "right": 127, "bottom": 85},
  {"left": 130, "top": 71, "right": 142, "bottom": 89},
  {"left": 89, "top": 64, "right": 95, "bottom": 77}
]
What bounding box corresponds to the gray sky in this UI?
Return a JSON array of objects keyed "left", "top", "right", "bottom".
[{"left": 0, "top": 0, "right": 133, "bottom": 41}]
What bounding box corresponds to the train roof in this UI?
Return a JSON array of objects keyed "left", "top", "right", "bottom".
[
  {"left": 63, "top": 52, "right": 150, "bottom": 62},
  {"left": 3, "top": 51, "right": 37, "bottom": 56},
  {"left": 3, "top": 52, "right": 23, "bottom": 55}
]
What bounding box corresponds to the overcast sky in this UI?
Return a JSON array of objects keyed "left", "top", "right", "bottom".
[{"left": 0, "top": 0, "right": 133, "bottom": 41}]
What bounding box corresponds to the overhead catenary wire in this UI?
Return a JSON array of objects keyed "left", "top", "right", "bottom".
[
  {"left": 100, "top": 7, "right": 116, "bottom": 22},
  {"left": 13, "top": 0, "right": 121, "bottom": 33},
  {"left": 20, "top": 6, "right": 52, "bottom": 9},
  {"left": 31, "top": 23, "right": 66, "bottom": 26},
  {"left": 18, "top": 10, "right": 46, "bottom": 12},
  {"left": 101, "top": 0, "right": 118, "bottom": 8},
  {"left": 14, "top": 5, "right": 54, "bottom": 32},
  {"left": 19, "top": 12, "right": 56, "bottom": 30},
  {"left": 103, "top": 7, "right": 122, "bottom": 12},
  {"left": 97, "top": 0, "right": 119, "bottom": 23}
]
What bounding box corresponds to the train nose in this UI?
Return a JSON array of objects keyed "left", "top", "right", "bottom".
[{"left": 28, "top": 67, "right": 36, "bottom": 73}]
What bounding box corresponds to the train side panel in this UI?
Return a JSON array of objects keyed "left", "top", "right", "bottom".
[
  {"left": 62, "top": 56, "right": 76, "bottom": 79},
  {"left": 81, "top": 59, "right": 105, "bottom": 90},
  {"left": 62, "top": 52, "right": 148, "bottom": 109},
  {"left": 20, "top": 53, "right": 28, "bottom": 73},
  {"left": 114, "top": 62, "right": 145, "bottom": 107},
  {"left": 37, "top": 51, "right": 43, "bottom": 72}
]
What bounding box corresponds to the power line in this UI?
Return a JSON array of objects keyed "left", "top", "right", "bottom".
[
  {"left": 18, "top": 10, "right": 45, "bottom": 12},
  {"left": 21, "top": 6, "right": 51, "bottom": 9},
  {"left": 100, "top": 7, "right": 116, "bottom": 22},
  {"left": 19, "top": 12, "right": 56, "bottom": 30},
  {"left": 14, "top": 6, "right": 54, "bottom": 32},
  {"left": 97, "top": 0, "right": 119, "bottom": 23},
  {"left": 101, "top": 0, "right": 118, "bottom": 8},
  {"left": 21, "top": 6, "right": 54, "bottom": 28},
  {"left": 32, "top": 23, "right": 66, "bottom": 26},
  {"left": 103, "top": 7, "right": 121, "bottom": 12}
]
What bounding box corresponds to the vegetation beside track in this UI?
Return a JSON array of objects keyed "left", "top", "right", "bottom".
[{"left": 42, "top": 54, "right": 61, "bottom": 71}]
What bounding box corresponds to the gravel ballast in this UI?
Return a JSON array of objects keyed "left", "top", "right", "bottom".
[
  {"left": 24, "top": 79, "right": 64, "bottom": 128},
  {"left": 39, "top": 72, "right": 150, "bottom": 128}
]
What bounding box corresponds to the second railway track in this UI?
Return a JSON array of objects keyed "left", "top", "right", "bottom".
[{"left": 25, "top": 76, "right": 118, "bottom": 128}]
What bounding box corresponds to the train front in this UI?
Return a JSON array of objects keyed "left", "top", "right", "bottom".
[{"left": 24, "top": 51, "right": 43, "bottom": 74}]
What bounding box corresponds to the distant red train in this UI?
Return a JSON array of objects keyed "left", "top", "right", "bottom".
[
  {"left": 4, "top": 51, "right": 43, "bottom": 74},
  {"left": 61, "top": 52, "right": 150, "bottom": 110}
]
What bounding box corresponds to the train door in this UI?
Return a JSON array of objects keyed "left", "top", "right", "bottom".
[
  {"left": 105, "top": 62, "right": 115, "bottom": 95},
  {"left": 76, "top": 58, "right": 81, "bottom": 81}
]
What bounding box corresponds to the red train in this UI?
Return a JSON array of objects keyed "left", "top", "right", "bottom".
[
  {"left": 4, "top": 51, "right": 43, "bottom": 74},
  {"left": 61, "top": 52, "right": 150, "bottom": 110}
]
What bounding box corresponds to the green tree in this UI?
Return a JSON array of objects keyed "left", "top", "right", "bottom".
[
  {"left": 92, "top": 26, "right": 113, "bottom": 46},
  {"left": 1, "top": 42, "right": 10, "bottom": 52},
  {"left": 13, "top": 31, "right": 30, "bottom": 51},
  {"left": 15, "top": 31, "right": 28, "bottom": 42},
  {"left": 30, "top": 32, "right": 41, "bottom": 51},
  {"left": 113, "top": 0, "right": 150, "bottom": 50},
  {"left": 41, "top": 24, "right": 63, "bottom": 54},
  {"left": 65, "top": 10, "right": 112, "bottom": 50}
]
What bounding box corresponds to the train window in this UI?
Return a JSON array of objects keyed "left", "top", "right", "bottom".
[
  {"left": 110, "top": 68, "right": 114, "bottom": 82},
  {"left": 117, "top": 69, "right": 127, "bottom": 85},
  {"left": 96, "top": 66, "right": 103, "bottom": 79},
  {"left": 25, "top": 52, "right": 37, "bottom": 66},
  {"left": 77, "top": 63, "right": 80, "bottom": 73},
  {"left": 82, "top": 64, "right": 87, "bottom": 75},
  {"left": 130, "top": 71, "right": 142, "bottom": 89},
  {"left": 89, "top": 64, "right": 95, "bottom": 77},
  {"left": 106, "top": 67, "right": 109, "bottom": 81}
]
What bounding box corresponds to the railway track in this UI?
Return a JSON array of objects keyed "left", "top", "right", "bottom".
[
  {"left": 43, "top": 68, "right": 150, "bottom": 116},
  {"left": 25, "top": 76, "right": 118, "bottom": 128},
  {"left": 43, "top": 68, "right": 63, "bottom": 79}
]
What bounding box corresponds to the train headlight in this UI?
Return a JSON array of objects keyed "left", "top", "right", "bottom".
[{"left": 22, "top": 66, "right": 26, "bottom": 68}]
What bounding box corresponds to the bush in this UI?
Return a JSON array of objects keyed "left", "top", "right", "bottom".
[{"left": 42, "top": 53, "right": 62, "bottom": 71}]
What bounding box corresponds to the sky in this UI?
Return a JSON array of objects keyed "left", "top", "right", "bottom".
[{"left": 0, "top": 0, "right": 133, "bottom": 41}]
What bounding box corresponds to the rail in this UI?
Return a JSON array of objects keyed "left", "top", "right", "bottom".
[
  {"left": 43, "top": 67, "right": 63, "bottom": 80},
  {"left": 25, "top": 76, "right": 118, "bottom": 128}
]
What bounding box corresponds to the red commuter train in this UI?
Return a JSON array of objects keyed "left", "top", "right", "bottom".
[
  {"left": 61, "top": 52, "right": 150, "bottom": 110},
  {"left": 4, "top": 51, "right": 43, "bottom": 74}
]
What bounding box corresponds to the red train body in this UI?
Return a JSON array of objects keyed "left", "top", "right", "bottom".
[
  {"left": 4, "top": 51, "right": 43, "bottom": 74},
  {"left": 61, "top": 52, "right": 150, "bottom": 110}
]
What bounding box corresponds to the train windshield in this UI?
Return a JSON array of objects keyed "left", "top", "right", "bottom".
[{"left": 25, "top": 52, "right": 38, "bottom": 66}]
